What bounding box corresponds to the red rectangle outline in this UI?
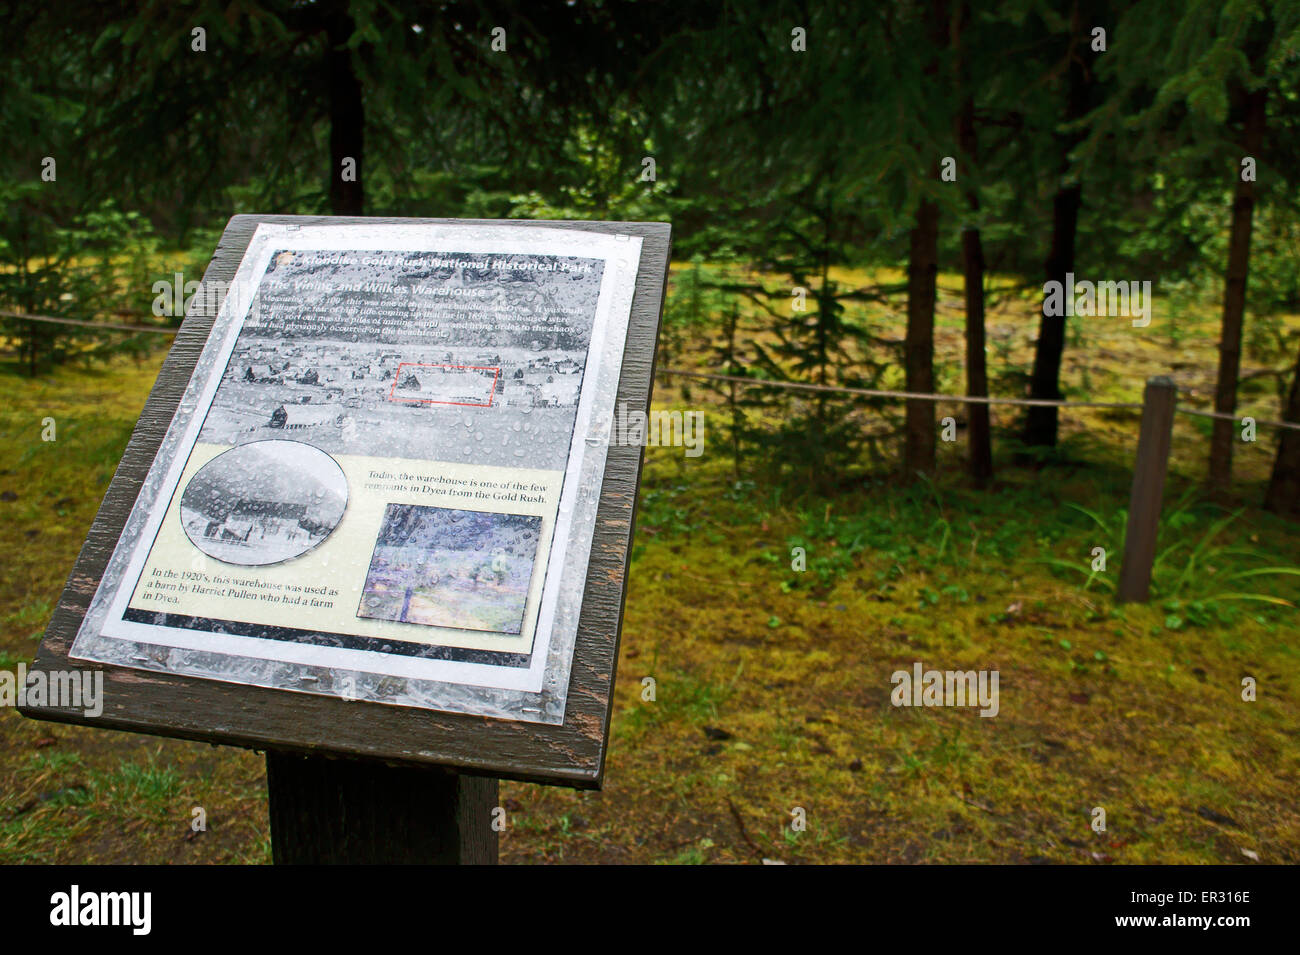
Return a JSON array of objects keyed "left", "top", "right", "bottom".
[{"left": 386, "top": 361, "right": 502, "bottom": 408}]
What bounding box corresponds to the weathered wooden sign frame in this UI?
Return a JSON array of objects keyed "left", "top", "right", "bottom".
[{"left": 21, "top": 215, "right": 671, "bottom": 796}]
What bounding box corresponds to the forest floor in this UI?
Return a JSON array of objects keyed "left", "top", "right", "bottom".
[{"left": 1, "top": 268, "right": 1297, "bottom": 864}]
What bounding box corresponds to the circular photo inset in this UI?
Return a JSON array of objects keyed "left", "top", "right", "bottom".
[{"left": 180, "top": 440, "right": 348, "bottom": 566}]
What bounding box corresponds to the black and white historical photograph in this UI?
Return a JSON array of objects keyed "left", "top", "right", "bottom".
[
  {"left": 358, "top": 504, "right": 542, "bottom": 634},
  {"left": 197, "top": 248, "right": 600, "bottom": 470},
  {"left": 179, "top": 440, "right": 349, "bottom": 566}
]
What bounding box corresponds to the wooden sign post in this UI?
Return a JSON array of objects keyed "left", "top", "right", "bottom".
[
  {"left": 265, "top": 752, "right": 500, "bottom": 864},
  {"left": 21, "top": 215, "right": 671, "bottom": 863}
]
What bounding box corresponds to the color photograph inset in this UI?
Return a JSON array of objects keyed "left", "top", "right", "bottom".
[
  {"left": 358, "top": 504, "right": 542, "bottom": 634},
  {"left": 179, "top": 440, "right": 348, "bottom": 566}
]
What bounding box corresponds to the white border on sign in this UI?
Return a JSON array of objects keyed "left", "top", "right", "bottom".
[{"left": 70, "top": 221, "right": 643, "bottom": 721}]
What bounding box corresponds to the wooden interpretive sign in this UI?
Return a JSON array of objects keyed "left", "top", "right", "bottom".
[{"left": 22, "top": 216, "right": 671, "bottom": 811}]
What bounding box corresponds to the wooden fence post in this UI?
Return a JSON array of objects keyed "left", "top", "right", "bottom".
[
  {"left": 1117, "top": 376, "right": 1178, "bottom": 603},
  {"left": 266, "top": 751, "right": 499, "bottom": 864}
]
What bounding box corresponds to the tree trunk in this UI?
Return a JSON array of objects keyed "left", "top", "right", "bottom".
[
  {"left": 1023, "top": 183, "right": 1082, "bottom": 448},
  {"left": 1023, "top": 5, "right": 1089, "bottom": 449},
  {"left": 325, "top": 3, "right": 364, "bottom": 216},
  {"left": 1208, "top": 86, "right": 1267, "bottom": 492},
  {"left": 905, "top": 196, "right": 939, "bottom": 479},
  {"left": 1264, "top": 342, "right": 1300, "bottom": 517},
  {"left": 957, "top": 95, "right": 992, "bottom": 483},
  {"left": 900, "top": 0, "right": 949, "bottom": 480},
  {"left": 18, "top": 225, "right": 36, "bottom": 377}
]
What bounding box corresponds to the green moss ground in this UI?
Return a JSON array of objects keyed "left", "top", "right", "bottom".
[
  {"left": 1, "top": 271, "right": 1297, "bottom": 864},
  {"left": 0, "top": 357, "right": 269, "bottom": 863}
]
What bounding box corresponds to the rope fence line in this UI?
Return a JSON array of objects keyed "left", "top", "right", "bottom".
[
  {"left": 5, "top": 310, "right": 1297, "bottom": 432},
  {"left": 0, "top": 310, "right": 179, "bottom": 336},
  {"left": 661, "top": 367, "right": 1143, "bottom": 409},
  {"left": 659, "top": 367, "right": 1300, "bottom": 433},
  {"left": 1176, "top": 407, "right": 1300, "bottom": 432}
]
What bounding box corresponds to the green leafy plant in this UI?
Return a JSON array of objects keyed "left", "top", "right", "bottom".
[{"left": 1042, "top": 491, "right": 1299, "bottom": 618}]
